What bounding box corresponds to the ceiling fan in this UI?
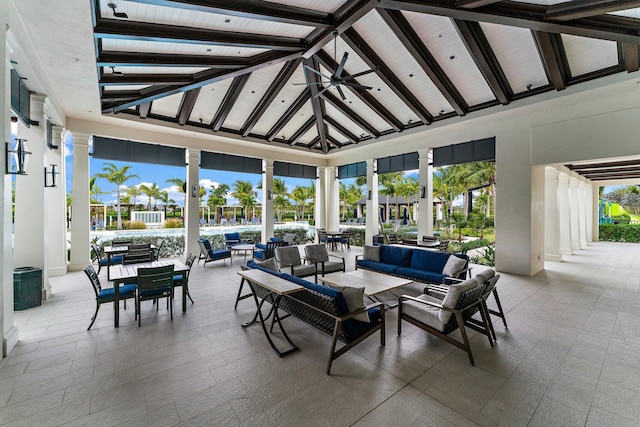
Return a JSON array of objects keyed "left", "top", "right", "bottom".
[
  {"left": 108, "top": 2, "right": 129, "bottom": 19},
  {"left": 295, "top": 31, "right": 377, "bottom": 100}
]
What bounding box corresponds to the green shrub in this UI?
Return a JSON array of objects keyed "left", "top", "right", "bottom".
[
  {"left": 164, "top": 218, "right": 183, "bottom": 228},
  {"left": 599, "top": 224, "right": 640, "bottom": 241},
  {"left": 123, "top": 221, "right": 147, "bottom": 229}
]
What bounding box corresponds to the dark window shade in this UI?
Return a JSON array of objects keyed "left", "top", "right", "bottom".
[
  {"left": 200, "top": 151, "right": 262, "bottom": 173},
  {"left": 433, "top": 137, "right": 495, "bottom": 167},
  {"left": 377, "top": 152, "right": 418, "bottom": 174},
  {"left": 273, "top": 161, "right": 316, "bottom": 178},
  {"left": 11, "top": 69, "right": 30, "bottom": 127},
  {"left": 92, "top": 136, "right": 186, "bottom": 167},
  {"left": 338, "top": 161, "right": 366, "bottom": 179}
]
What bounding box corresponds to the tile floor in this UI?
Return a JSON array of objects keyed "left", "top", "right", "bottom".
[{"left": 1, "top": 242, "right": 639, "bottom": 426}]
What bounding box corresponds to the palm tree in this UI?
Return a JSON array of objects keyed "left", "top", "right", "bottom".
[
  {"left": 158, "top": 190, "right": 174, "bottom": 218},
  {"left": 125, "top": 185, "right": 141, "bottom": 209},
  {"left": 94, "top": 163, "right": 139, "bottom": 230},
  {"left": 466, "top": 161, "right": 496, "bottom": 217},
  {"left": 290, "top": 185, "right": 309, "bottom": 220},
  {"left": 166, "top": 177, "right": 185, "bottom": 208},
  {"left": 379, "top": 172, "right": 402, "bottom": 223},
  {"left": 89, "top": 176, "right": 104, "bottom": 204},
  {"left": 231, "top": 180, "right": 257, "bottom": 222},
  {"left": 396, "top": 177, "right": 419, "bottom": 222},
  {"left": 207, "top": 183, "right": 229, "bottom": 223}
]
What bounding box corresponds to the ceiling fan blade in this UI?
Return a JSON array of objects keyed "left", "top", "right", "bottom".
[
  {"left": 292, "top": 82, "right": 325, "bottom": 86},
  {"left": 337, "top": 86, "right": 347, "bottom": 101},
  {"left": 341, "top": 81, "right": 372, "bottom": 90},
  {"left": 343, "top": 68, "right": 377, "bottom": 80},
  {"left": 314, "top": 86, "right": 330, "bottom": 98},
  {"left": 335, "top": 53, "right": 348, "bottom": 79},
  {"left": 303, "top": 65, "right": 332, "bottom": 81}
]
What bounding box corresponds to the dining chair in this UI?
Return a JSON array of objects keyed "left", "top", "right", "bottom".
[
  {"left": 173, "top": 253, "right": 196, "bottom": 304},
  {"left": 122, "top": 249, "right": 153, "bottom": 264},
  {"left": 153, "top": 239, "right": 165, "bottom": 261},
  {"left": 136, "top": 264, "right": 175, "bottom": 326},
  {"left": 112, "top": 239, "right": 132, "bottom": 246},
  {"left": 437, "top": 240, "right": 450, "bottom": 252},
  {"left": 84, "top": 265, "right": 136, "bottom": 330},
  {"left": 91, "top": 243, "right": 123, "bottom": 275}
]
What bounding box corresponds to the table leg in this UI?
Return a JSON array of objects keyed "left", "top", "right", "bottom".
[
  {"left": 107, "top": 253, "right": 112, "bottom": 281},
  {"left": 182, "top": 282, "right": 187, "bottom": 313},
  {"left": 113, "top": 278, "right": 120, "bottom": 327}
]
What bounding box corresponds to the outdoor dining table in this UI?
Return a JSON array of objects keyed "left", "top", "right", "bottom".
[
  {"left": 103, "top": 244, "right": 157, "bottom": 281},
  {"left": 109, "top": 259, "right": 188, "bottom": 327},
  {"left": 324, "top": 231, "right": 344, "bottom": 251}
]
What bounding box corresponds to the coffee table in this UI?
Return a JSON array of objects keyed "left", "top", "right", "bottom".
[
  {"left": 231, "top": 244, "right": 255, "bottom": 262},
  {"left": 319, "top": 269, "right": 413, "bottom": 299}
]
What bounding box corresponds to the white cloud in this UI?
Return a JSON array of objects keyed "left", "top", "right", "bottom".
[{"left": 199, "top": 178, "right": 221, "bottom": 190}]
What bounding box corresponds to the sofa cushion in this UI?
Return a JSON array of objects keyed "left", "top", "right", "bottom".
[
  {"left": 356, "top": 259, "right": 399, "bottom": 274},
  {"left": 246, "top": 260, "right": 281, "bottom": 277},
  {"left": 319, "top": 261, "right": 344, "bottom": 274},
  {"left": 395, "top": 267, "right": 447, "bottom": 284},
  {"left": 255, "top": 258, "right": 280, "bottom": 273},
  {"left": 442, "top": 255, "right": 467, "bottom": 277},
  {"left": 409, "top": 249, "right": 450, "bottom": 273},
  {"left": 363, "top": 245, "right": 380, "bottom": 262},
  {"left": 99, "top": 255, "right": 123, "bottom": 266},
  {"left": 325, "top": 284, "right": 369, "bottom": 322},
  {"left": 402, "top": 294, "right": 446, "bottom": 332},
  {"left": 279, "top": 273, "right": 349, "bottom": 315},
  {"left": 254, "top": 242, "right": 266, "bottom": 250},
  {"left": 440, "top": 278, "right": 478, "bottom": 324},
  {"left": 380, "top": 245, "right": 413, "bottom": 267}
]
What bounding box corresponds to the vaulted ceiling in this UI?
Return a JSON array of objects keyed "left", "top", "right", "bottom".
[{"left": 92, "top": 0, "right": 640, "bottom": 154}]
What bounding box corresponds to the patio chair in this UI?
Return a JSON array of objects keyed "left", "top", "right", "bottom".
[
  {"left": 282, "top": 233, "right": 295, "bottom": 246},
  {"left": 398, "top": 278, "right": 492, "bottom": 365},
  {"left": 91, "top": 243, "right": 122, "bottom": 275},
  {"left": 136, "top": 264, "right": 175, "bottom": 326},
  {"left": 303, "top": 244, "right": 345, "bottom": 277},
  {"left": 153, "top": 239, "right": 165, "bottom": 261},
  {"left": 274, "top": 246, "right": 317, "bottom": 283},
  {"left": 386, "top": 234, "right": 399, "bottom": 244},
  {"left": 254, "top": 240, "right": 285, "bottom": 261},
  {"left": 173, "top": 253, "right": 196, "bottom": 304},
  {"left": 224, "top": 232, "right": 244, "bottom": 249},
  {"left": 112, "top": 239, "right": 132, "bottom": 246},
  {"left": 122, "top": 249, "right": 153, "bottom": 265},
  {"left": 197, "top": 239, "right": 232, "bottom": 266},
  {"left": 437, "top": 240, "right": 450, "bottom": 252},
  {"left": 84, "top": 265, "right": 136, "bottom": 330},
  {"left": 336, "top": 231, "right": 351, "bottom": 250}
]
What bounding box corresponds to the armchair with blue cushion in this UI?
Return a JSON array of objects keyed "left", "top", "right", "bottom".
[
  {"left": 255, "top": 236, "right": 289, "bottom": 251},
  {"left": 254, "top": 240, "right": 285, "bottom": 261},
  {"left": 224, "top": 232, "right": 245, "bottom": 249},
  {"left": 198, "top": 238, "right": 232, "bottom": 266}
]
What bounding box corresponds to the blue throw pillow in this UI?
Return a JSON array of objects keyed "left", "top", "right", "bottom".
[{"left": 380, "top": 245, "right": 413, "bottom": 267}]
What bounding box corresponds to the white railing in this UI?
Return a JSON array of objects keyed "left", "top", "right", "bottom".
[{"left": 131, "top": 211, "right": 165, "bottom": 228}]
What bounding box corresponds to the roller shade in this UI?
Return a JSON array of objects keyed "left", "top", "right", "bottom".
[
  {"left": 433, "top": 137, "right": 495, "bottom": 167},
  {"left": 273, "top": 161, "right": 316, "bottom": 178},
  {"left": 377, "top": 152, "right": 418, "bottom": 174},
  {"left": 338, "top": 161, "right": 366, "bottom": 179},
  {"left": 92, "top": 136, "right": 186, "bottom": 167},
  {"left": 200, "top": 151, "right": 262, "bottom": 173}
]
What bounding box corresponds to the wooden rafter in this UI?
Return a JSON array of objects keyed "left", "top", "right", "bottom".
[
  {"left": 342, "top": 27, "right": 433, "bottom": 125},
  {"left": 545, "top": 0, "right": 640, "bottom": 21},
  {"left": 324, "top": 116, "right": 359, "bottom": 144},
  {"left": 126, "top": 0, "right": 333, "bottom": 27},
  {"left": 138, "top": 102, "right": 152, "bottom": 119},
  {"left": 266, "top": 88, "right": 311, "bottom": 141},
  {"left": 622, "top": 43, "right": 640, "bottom": 72},
  {"left": 315, "top": 50, "right": 404, "bottom": 132},
  {"left": 97, "top": 51, "right": 249, "bottom": 68},
  {"left": 240, "top": 58, "right": 302, "bottom": 137},
  {"left": 453, "top": 19, "right": 512, "bottom": 104},
  {"left": 211, "top": 74, "right": 251, "bottom": 131},
  {"left": 177, "top": 88, "right": 201, "bottom": 125},
  {"left": 303, "top": 57, "right": 329, "bottom": 153},
  {"left": 100, "top": 73, "right": 193, "bottom": 86},
  {"left": 378, "top": 8, "right": 467, "bottom": 116},
  {"left": 455, "top": 0, "right": 503, "bottom": 8},
  {"left": 321, "top": 91, "right": 380, "bottom": 138},
  {"left": 532, "top": 31, "right": 569, "bottom": 91},
  {"left": 327, "top": 134, "right": 343, "bottom": 148},
  {"left": 288, "top": 116, "right": 316, "bottom": 146}
]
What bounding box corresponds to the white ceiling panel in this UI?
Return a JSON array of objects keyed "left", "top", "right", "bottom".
[
  {"left": 224, "top": 63, "right": 286, "bottom": 130},
  {"left": 251, "top": 64, "right": 307, "bottom": 135},
  {"left": 273, "top": 0, "right": 347, "bottom": 13},
  {"left": 103, "top": 85, "right": 149, "bottom": 91},
  {"left": 324, "top": 103, "right": 370, "bottom": 138},
  {"left": 298, "top": 126, "right": 318, "bottom": 144},
  {"left": 150, "top": 92, "right": 183, "bottom": 117},
  {"left": 100, "top": 39, "right": 267, "bottom": 57},
  {"left": 103, "top": 66, "right": 208, "bottom": 75},
  {"left": 402, "top": 11, "right": 496, "bottom": 106},
  {"left": 561, "top": 35, "right": 619, "bottom": 76},
  {"left": 353, "top": 10, "right": 454, "bottom": 115},
  {"left": 278, "top": 103, "right": 314, "bottom": 140},
  {"left": 610, "top": 8, "right": 640, "bottom": 18},
  {"left": 480, "top": 22, "right": 549, "bottom": 93},
  {"left": 189, "top": 79, "right": 234, "bottom": 123}
]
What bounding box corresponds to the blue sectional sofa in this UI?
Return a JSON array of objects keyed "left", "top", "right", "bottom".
[{"left": 355, "top": 244, "right": 470, "bottom": 284}]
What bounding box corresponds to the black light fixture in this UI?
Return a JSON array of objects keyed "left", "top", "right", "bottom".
[
  {"left": 6, "top": 139, "right": 31, "bottom": 175},
  {"left": 267, "top": 189, "right": 273, "bottom": 200},
  {"left": 107, "top": 2, "right": 128, "bottom": 19},
  {"left": 420, "top": 186, "right": 426, "bottom": 199},
  {"left": 44, "top": 165, "right": 59, "bottom": 188}
]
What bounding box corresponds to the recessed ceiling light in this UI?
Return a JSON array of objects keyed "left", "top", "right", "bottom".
[
  {"left": 10, "top": 60, "right": 17, "bottom": 65},
  {"left": 206, "top": 48, "right": 212, "bottom": 52},
  {"left": 251, "top": 90, "right": 255, "bottom": 94},
  {"left": 526, "top": 84, "right": 533, "bottom": 91},
  {"left": 409, "top": 74, "right": 414, "bottom": 78},
  {"left": 281, "top": 100, "right": 285, "bottom": 103},
  {"left": 449, "top": 55, "right": 455, "bottom": 60},
  {"left": 224, "top": 18, "right": 231, "bottom": 23}
]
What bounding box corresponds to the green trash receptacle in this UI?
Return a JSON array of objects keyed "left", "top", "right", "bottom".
[{"left": 13, "top": 267, "right": 42, "bottom": 310}]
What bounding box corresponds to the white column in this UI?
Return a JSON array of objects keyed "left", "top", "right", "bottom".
[
  {"left": 261, "top": 159, "right": 274, "bottom": 243},
  {"left": 68, "top": 132, "right": 91, "bottom": 271},
  {"left": 585, "top": 183, "right": 594, "bottom": 242},
  {"left": 47, "top": 126, "right": 67, "bottom": 278},
  {"left": 326, "top": 166, "right": 340, "bottom": 231},
  {"left": 14, "top": 94, "right": 50, "bottom": 298},
  {"left": 365, "top": 159, "right": 378, "bottom": 245},
  {"left": 315, "top": 166, "right": 326, "bottom": 236},
  {"left": 569, "top": 177, "right": 580, "bottom": 252},
  {"left": 417, "top": 149, "right": 433, "bottom": 239},
  {"left": 557, "top": 173, "right": 572, "bottom": 256},
  {"left": 185, "top": 149, "right": 200, "bottom": 256},
  {"left": 578, "top": 181, "right": 588, "bottom": 249},
  {"left": 591, "top": 183, "right": 600, "bottom": 242},
  {"left": 544, "top": 167, "right": 562, "bottom": 261},
  {"left": 1, "top": 1, "right": 19, "bottom": 356}
]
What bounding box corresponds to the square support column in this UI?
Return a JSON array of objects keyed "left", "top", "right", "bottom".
[
  {"left": 327, "top": 166, "right": 340, "bottom": 231},
  {"left": 68, "top": 132, "right": 91, "bottom": 271},
  {"left": 261, "top": 159, "right": 274, "bottom": 243},
  {"left": 47, "top": 125, "right": 67, "bottom": 277},
  {"left": 578, "top": 181, "right": 588, "bottom": 249},
  {"left": 544, "top": 167, "right": 562, "bottom": 261},
  {"left": 365, "top": 159, "right": 379, "bottom": 245},
  {"left": 557, "top": 173, "right": 572, "bottom": 256},
  {"left": 417, "top": 149, "right": 433, "bottom": 239},
  {"left": 315, "top": 166, "right": 326, "bottom": 236},
  {"left": 569, "top": 178, "right": 581, "bottom": 252},
  {"left": 185, "top": 149, "right": 200, "bottom": 257},
  {"left": 591, "top": 183, "right": 600, "bottom": 242}
]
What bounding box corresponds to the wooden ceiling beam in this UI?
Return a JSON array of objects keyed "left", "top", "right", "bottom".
[
  {"left": 453, "top": 19, "right": 512, "bottom": 104},
  {"left": 378, "top": 8, "right": 467, "bottom": 116},
  {"left": 303, "top": 57, "right": 329, "bottom": 153},
  {"left": 97, "top": 51, "right": 249, "bottom": 68},
  {"left": 545, "top": 0, "right": 640, "bottom": 21},
  {"left": 622, "top": 43, "right": 640, "bottom": 73},
  {"left": 379, "top": 0, "right": 640, "bottom": 44},
  {"left": 307, "top": 136, "right": 322, "bottom": 150},
  {"left": 532, "top": 31, "right": 568, "bottom": 91},
  {"left": 568, "top": 159, "right": 640, "bottom": 169},
  {"left": 342, "top": 27, "right": 433, "bottom": 124},
  {"left": 455, "top": 0, "right": 503, "bottom": 8},
  {"left": 240, "top": 58, "right": 302, "bottom": 137},
  {"left": 288, "top": 116, "right": 316, "bottom": 146},
  {"left": 327, "top": 134, "right": 343, "bottom": 148},
  {"left": 266, "top": 88, "right": 311, "bottom": 141},
  {"left": 102, "top": 90, "right": 142, "bottom": 101},
  {"left": 177, "top": 88, "right": 201, "bottom": 125},
  {"left": 321, "top": 91, "right": 380, "bottom": 138},
  {"left": 138, "top": 102, "right": 152, "bottom": 119},
  {"left": 210, "top": 74, "right": 251, "bottom": 131},
  {"left": 581, "top": 172, "right": 640, "bottom": 179},
  {"left": 100, "top": 73, "right": 194, "bottom": 86},
  {"left": 324, "top": 116, "right": 359, "bottom": 144},
  {"left": 315, "top": 50, "right": 404, "bottom": 132},
  {"left": 94, "top": 18, "right": 305, "bottom": 50},
  {"left": 126, "top": 0, "right": 333, "bottom": 27}
]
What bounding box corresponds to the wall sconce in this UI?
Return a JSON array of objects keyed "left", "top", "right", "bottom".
[
  {"left": 367, "top": 190, "right": 372, "bottom": 200},
  {"left": 6, "top": 139, "right": 31, "bottom": 175},
  {"left": 420, "top": 186, "right": 426, "bottom": 199},
  {"left": 44, "top": 164, "right": 59, "bottom": 188},
  {"left": 267, "top": 189, "right": 273, "bottom": 200}
]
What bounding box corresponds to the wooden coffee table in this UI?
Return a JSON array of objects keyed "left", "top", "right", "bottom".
[{"left": 319, "top": 269, "right": 413, "bottom": 298}]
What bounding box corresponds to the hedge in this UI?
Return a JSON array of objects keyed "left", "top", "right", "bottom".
[{"left": 599, "top": 224, "right": 640, "bottom": 242}]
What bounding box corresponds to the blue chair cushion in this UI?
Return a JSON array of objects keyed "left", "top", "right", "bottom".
[
  {"left": 356, "top": 259, "right": 399, "bottom": 274},
  {"left": 98, "top": 255, "right": 123, "bottom": 266},
  {"left": 395, "top": 267, "right": 447, "bottom": 284},
  {"left": 199, "top": 238, "right": 212, "bottom": 250},
  {"left": 208, "top": 249, "right": 231, "bottom": 260},
  {"left": 172, "top": 273, "right": 185, "bottom": 284},
  {"left": 224, "top": 232, "right": 241, "bottom": 241},
  {"left": 379, "top": 245, "right": 413, "bottom": 267},
  {"left": 254, "top": 243, "right": 267, "bottom": 250},
  {"left": 253, "top": 250, "right": 266, "bottom": 260},
  {"left": 140, "top": 286, "right": 172, "bottom": 298},
  {"left": 269, "top": 237, "right": 284, "bottom": 242},
  {"left": 97, "top": 284, "right": 137, "bottom": 301},
  {"left": 409, "top": 249, "right": 450, "bottom": 272}
]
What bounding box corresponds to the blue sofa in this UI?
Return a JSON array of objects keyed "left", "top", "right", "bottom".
[
  {"left": 356, "top": 245, "right": 470, "bottom": 284},
  {"left": 241, "top": 260, "right": 385, "bottom": 374}
]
